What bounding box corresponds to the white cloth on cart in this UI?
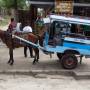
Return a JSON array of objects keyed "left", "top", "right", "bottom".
[
  {"left": 23, "top": 26, "right": 32, "bottom": 33},
  {"left": 15, "top": 24, "right": 32, "bottom": 33}
]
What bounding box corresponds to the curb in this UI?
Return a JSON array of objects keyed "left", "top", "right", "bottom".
[
  {"left": 73, "top": 71, "right": 90, "bottom": 80},
  {"left": 0, "top": 70, "right": 90, "bottom": 79},
  {"left": 0, "top": 70, "right": 74, "bottom": 75}
]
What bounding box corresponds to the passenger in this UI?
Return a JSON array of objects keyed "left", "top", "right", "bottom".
[
  {"left": 76, "top": 24, "right": 83, "bottom": 34},
  {"left": 15, "top": 22, "right": 22, "bottom": 32},
  {"left": 61, "top": 23, "right": 71, "bottom": 34},
  {"left": 23, "top": 21, "right": 33, "bottom": 58},
  {"left": 7, "top": 18, "right": 17, "bottom": 33},
  {"left": 71, "top": 24, "right": 77, "bottom": 33},
  {"left": 53, "top": 24, "right": 62, "bottom": 46}
]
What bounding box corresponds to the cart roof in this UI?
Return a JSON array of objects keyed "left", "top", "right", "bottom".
[
  {"left": 49, "top": 15, "right": 90, "bottom": 26},
  {"left": 43, "top": 15, "right": 90, "bottom": 26}
]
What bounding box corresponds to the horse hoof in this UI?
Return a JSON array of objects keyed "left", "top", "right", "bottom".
[
  {"left": 24, "top": 55, "right": 27, "bottom": 58},
  {"left": 7, "top": 60, "right": 11, "bottom": 64},
  {"left": 36, "top": 60, "right": 39, "bottom": 62},
  {"left": 7, "top": 61, "right": 10, "bottom": 64},
  {"left": 9, "top": 62, "right": 13, "bottom": 66},
  {"left": 32, "top": 61, "right": 36, "bottom": 65},
  {"left": 31, "top": 56, "right": 35, "bottom": 58}
]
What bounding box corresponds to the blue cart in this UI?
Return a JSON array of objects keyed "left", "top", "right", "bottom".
[
  {"left": 13, "top": 15, "right": 90, "bottom": 69},
  {"left": 40, "top": 15, "right": 90, "bottom": 69}
]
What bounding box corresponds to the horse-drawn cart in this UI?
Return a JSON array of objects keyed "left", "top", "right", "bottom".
[{"left": 12, "top": 15, "right": 90, "bottom": 69}]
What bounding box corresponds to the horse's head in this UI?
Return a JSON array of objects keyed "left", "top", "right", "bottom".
[{"left": 36, "top": 25, "right": 48, "bottom": 47}]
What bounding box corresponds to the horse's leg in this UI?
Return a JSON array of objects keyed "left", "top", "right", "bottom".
[
  {"left": 10, "top": 48, "right": 14, "bottom": 65},
  {"left": 24, "top": 46, "right": 27, "bottom": 57},
  {"left": 8, "top": 48, "right": 14, "bottom": 65},
  {"left": 28, "top": 46, "right": 33, "bottom": 58},
  {"left": 36, "top": 48, "right": 39, "bottom": 62},
  {"left": 8, "top": 48, "right": 11, "bottom": 64},
  {"left": 32, "top": 48, "right": 37, "bottom": 64},
  {"left": 32, "top": 48, "right": 39, "bottom": 64}
]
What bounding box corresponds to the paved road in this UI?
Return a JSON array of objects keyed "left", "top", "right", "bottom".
[
  {"left": 0, "top": 74, "right": 90, "bottom": 90},
  {"left": 0, "top": 41, "right": 90, "bottom": 78}
]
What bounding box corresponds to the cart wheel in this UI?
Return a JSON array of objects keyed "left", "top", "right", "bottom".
[
  {"left": 61, "top": 54, "right": 78, "bottom": 69},
  {"left": 57, "top": 53, "right": 63, "bottom": 60}
]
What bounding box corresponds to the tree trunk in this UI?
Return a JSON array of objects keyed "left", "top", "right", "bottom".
[{"left": 13, "top": 0, "right": 18, "bottom": 21}]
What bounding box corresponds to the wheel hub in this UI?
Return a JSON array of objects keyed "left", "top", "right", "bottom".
[{"left": 66, "top": 58, "right": 74, "bottom": 65}]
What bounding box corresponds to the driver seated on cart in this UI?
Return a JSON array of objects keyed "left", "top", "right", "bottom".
[
  {"left": 7, "top": 18, "right": 17, "bottom": 33},
  {"left": 53, "top": 23, "right": 63, "bottom": 46}
]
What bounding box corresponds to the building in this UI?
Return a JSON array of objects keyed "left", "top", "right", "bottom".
[
  {"left": 28, "top": 0, "right": 90, "bottom": 16},
  {"left": 74, "top": 0, "right": 90, "bottom": 16},
  {"left": 18, "top": 0, "right": 90, "bottom": 29}
]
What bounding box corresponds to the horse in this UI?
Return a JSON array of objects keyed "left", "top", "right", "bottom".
[{"left": 0, "top": 29, "right": 39, "bottom": 65}]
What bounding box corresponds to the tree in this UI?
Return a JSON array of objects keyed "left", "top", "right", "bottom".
[
  {"left": 1, "top": 0, "right": 27, "bottom": 9},
  {"left": 0, "top": 0, "right": 27, "bottom": 21}
]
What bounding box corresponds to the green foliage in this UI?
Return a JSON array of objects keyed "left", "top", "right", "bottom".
[
  {"left": 0, "top": 0, "right": 27, "bottom": 9},
  {"left": 0, "top": 0, "right": 4, "bottom": 7},
  {"left": 0, "top": 16, "right": 10, "bottom": 26}
]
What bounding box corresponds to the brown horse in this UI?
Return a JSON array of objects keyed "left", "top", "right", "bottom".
[{"left": 0, "top": 30, "right": 39, "bottom": 65}]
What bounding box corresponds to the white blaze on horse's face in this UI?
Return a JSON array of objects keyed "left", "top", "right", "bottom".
[{"left": 23, "top": 26, "right": 32, "bottom": 33}]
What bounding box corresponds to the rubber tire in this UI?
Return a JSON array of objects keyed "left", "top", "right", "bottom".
[{"left": 61, "top": 54, "right": 78, "bottom": 69}]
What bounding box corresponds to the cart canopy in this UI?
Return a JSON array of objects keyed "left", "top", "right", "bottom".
[
  {"left": 43, "top": 15, "right": 90, "bottom": 26},
  {"left": 50, "top": 15, "right": 90, "bottom": 26}
]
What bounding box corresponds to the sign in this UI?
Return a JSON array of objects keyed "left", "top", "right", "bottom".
[{"left": 55, "top": 0, "right": 73, "bottom": 14}]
